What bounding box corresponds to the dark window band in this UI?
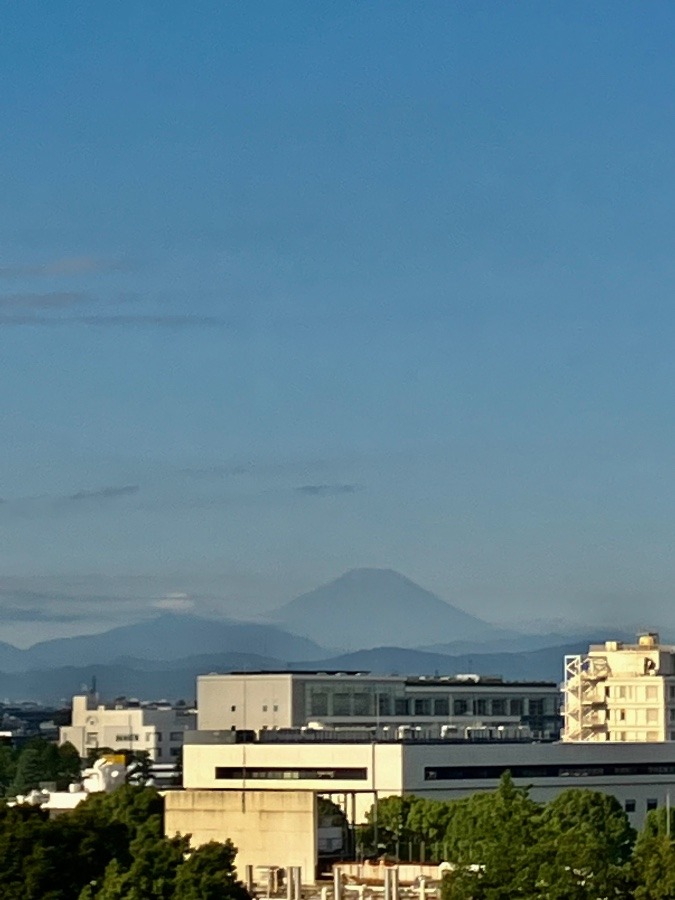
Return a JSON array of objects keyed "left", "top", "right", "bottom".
[
  {"left": 425, "top": 762, "right": 675, "bottom": 781},
  {"left": 215, "top": 766, "right": 368, "bottom": 781}
]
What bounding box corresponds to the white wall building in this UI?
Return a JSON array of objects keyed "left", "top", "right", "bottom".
[
  {"left": 60, "top": 695, "right": 196, "bottom": 763},
  {"left": 182, "top": 729, "right": 675, "bottom": 828},
  {"left": 564, "top": 632, "right": 675, "bottom": 742},
  {"left": 198, "top": 671, "right": 560, "bottom": 739}
]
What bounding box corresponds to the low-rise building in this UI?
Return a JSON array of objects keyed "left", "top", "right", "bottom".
[
  {"left": 181, "top": 728, "right": 675, "bottom": 828},
  {"left": 197, "top": 671, "right": 561, "bottom": 739},
  {"left": 60, "top": 695, "right": 196, "bottom": 763}
]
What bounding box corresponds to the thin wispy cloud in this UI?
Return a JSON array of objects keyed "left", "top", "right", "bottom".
[
  {"left": 0, "top": 606, "right": 91, "bottom": 624},
  {"left": 0, "top": 292, "right": 90, "bottom": 310},
  {"left": 182, "top": 457, "right": 330, "bottom": 479},
  {"left": 295, "top": 483, "right": 362, "bottom": 497},
  {"left": 68, "top": 484, "right": 140, "bottom": 502},
  {"left": 0, "top": 313, "right": 233, "bottom": 328},
  {"left": 0, "top": 256, "right": 130, "bottom": 279}
]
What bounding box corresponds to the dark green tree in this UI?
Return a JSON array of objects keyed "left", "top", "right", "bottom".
[
  {"left": 442, "top": 772, "right": 543, "bottom": 899},
  {"left": 534, "top": 789, "right": 635, "bottom": 898},
  {"left": 0, "top": 744, "right": 17, "bottom": 795},
  {"left": 10, "top": 747, "right": 46, "bottom": 795},
  {"left": 361, "top": 795, "right": 416, "bottom": 855},
  {"left": 174, "top": 840, "right": 251, "bottom": 900},
  {"left": 630, "top": 807, "right": 675, "bottom": 899}
]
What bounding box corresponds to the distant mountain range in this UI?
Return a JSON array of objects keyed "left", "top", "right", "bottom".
[
  {"left": 0, "top": 568, "right": 649, "bottom": 704},
  {"left": 0, "top": 614, "right": 326, "bottom": 673},
  {"left": 270, "top": 568, "right": 514, "bottom": 650},
  {"left": 0, "top": 642, "right": 589, "bottom": 705}
]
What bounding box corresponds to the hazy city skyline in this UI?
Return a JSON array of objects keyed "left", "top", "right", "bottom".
[{"left": 3, "top": 3, "right": 675, "bottom": 645}]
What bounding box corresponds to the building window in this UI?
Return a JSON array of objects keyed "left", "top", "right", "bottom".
[
  {"left": 625, "top": 800, "right": 636, "bottom": 813},
  {"left": 353, "top": 693, "right": 370, "bottom": 716},
  {"left": 230, "top": 705, "right": 236, "bottom": 712},
  {"left": 169, "top": 732, "right": 182, "bottom": 741},
  {"left": 529, "top": 699, "right": 544, "bottom": 717},
  {"left": 670, "top": 686, "right": 675, "bottom": 700},
  {"left": 333, "top": 693, "right": 351, "bottom": 716},
  {"left": 85, "top": 733, "right": 98, "bottom": 745},
  {"left": 454, "top": 699, "right": 469, "bottom": 716},
  {"left": 273, "top": 704, "right": 278, "bottom": 712},
  {"left": 414, "top": 698, "right": 432, "bottom": 716},
  {"left": 170, "top": 747, "right": 181, "bottom": 757},
  {"left": 647, "top": 709, "right": 659, "bottom": 724},
  {"left": 309, "top": 692, "right": 327, "bottom": 716},
  {"left": 262, "top": 705, "right": 268, "bottom": 712},
  {"left": 646, "top": 685, "right": 658, "bottom": 701},
  {"left": 474, "top": 699, "right": 488, "bottom": 716},
  {"left": 115, "top": 734, "right": 138, "bottom": 742},
  {"left": 647, "top": 799, "right": 658, "bottom": 811},
  {"left": 619, "top": 710, "right": 626, "bottom": 722},
  {"left": 156, "top": 733, "right": 162, "bottom": 742},
  {"left": 378, "top": 694, "right": 392, "bottom": 717},
  {"left": 647, "top": 731, "right": 659, "bottom": 741},
  {"left": 394, "top": 698, "right": 409, "bottom": 716},
  {"left": 434, "top": 698, "right": 449, "bottom": 717},
  {"left": 491, "top": 699, "right": 506, "bottom": 716},
  {"left": 510, "top": 699, "right": 524, "bottom": 717}
]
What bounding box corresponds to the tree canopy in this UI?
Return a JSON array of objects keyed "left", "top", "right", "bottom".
[{"left": 0, "top": 785, "right": 249, "bottom": 900}]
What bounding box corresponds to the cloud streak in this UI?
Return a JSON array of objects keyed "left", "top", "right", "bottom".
[
  {"left": 0, "top": 256, "right": 130, "bottom": 279},
  {"left": 68, "top": 484, "right": 140, "bottom": 502},
  {"left": 295, "top": 483, "right": 362, "bottom": 497},
  {"left": 0, "top": 313, "right": 233, "bottom": 328},
  {"left": 0, "top": 291, "right": 91, "bottom": 310}
]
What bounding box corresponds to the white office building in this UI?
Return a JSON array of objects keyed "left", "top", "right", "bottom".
[
  {"left": 564, "top": 632, "right": 675, "bottom": 742},
  {"left": 60, "top": 695, "right": 196, "bottom": 764},
  {"left": 197, "top": 671, "right": 561, "bottom": 739},
  {"left": 181, "top": 728, "right": 675, "bottom": 828}
]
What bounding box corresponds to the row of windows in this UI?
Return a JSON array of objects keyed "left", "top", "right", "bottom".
[
  {"left": 307, "top": 693, "right": 549, "bottom": 719},
  {"left": 425, "top": 763, "right": 675, "bottom": 781},
  {"left": 611, "top": 685, "right": 660, "bottom": 701},
  {"left": 214, "top": 766, "right": 368, "bottom": 781},
  {"left": 609, "top": 709, "right": 661, "bottom": 724},
  {"left": 611, "top": 732, "right": 663, "bottom": 742},
  {"left": 625, "top": 799, "right": 658, "bottom": 813},
  {"left": 85, "top": 732, "right": 183, "bottom": 745}
]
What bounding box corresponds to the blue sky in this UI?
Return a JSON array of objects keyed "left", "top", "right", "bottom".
[{"left": 2, "top": 2, "right": 675, "bottom": 645}]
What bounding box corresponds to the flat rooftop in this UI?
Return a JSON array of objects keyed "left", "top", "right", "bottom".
[{"left": 213, "top": 671, "right": 556, "bottom": 687}]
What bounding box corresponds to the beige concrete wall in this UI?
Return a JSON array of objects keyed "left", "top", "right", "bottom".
[
  {"left": 197, "top": 675, "right": 295, "bottom": 731},
  {"left": 165, "top": 789, "right": 317, "bottom": 879},
  {"left": 182, "top": 740, "right": 403, "bottom": 796}
]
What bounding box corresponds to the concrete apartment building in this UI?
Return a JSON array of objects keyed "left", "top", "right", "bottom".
[
  {"left": 197, "top": 671, "right": 561, "bottom": 739},
  {"left": 563, "top": 632, "right": 675, "bottom": 742},
  {"left": 60, "top": 695, "right": 196, "bottom": 763}
]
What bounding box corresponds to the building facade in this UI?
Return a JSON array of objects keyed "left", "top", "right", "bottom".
[
  {"left": 564, "top": 632, "right": 675, "bottom": 742},
  {"left": 60, "top": 695, "right": 196, "bottom": 764},
  {"left": 181, "top": 729, "right": 675, "bottom": 828},
  {"left": 197, "top": 671, "right": 561, "bottom": 739}
]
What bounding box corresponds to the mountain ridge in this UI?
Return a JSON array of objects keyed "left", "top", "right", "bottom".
[{"left": 269, "top": 567, "right": 513, "bottom": 651}]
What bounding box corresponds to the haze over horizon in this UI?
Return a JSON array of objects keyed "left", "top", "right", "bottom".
[{"left": 3, "top": 3, "right": 675, "bottom": 645}]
